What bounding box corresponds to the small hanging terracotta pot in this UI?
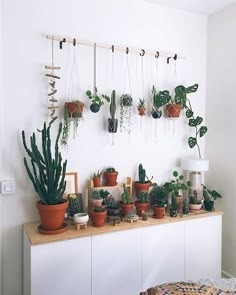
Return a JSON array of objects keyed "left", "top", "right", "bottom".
[
  {"left": 138, "top": 107, "right": 146, "bottom": 116},
  {"left": 153, "top": 205, "right": 165, "bottom": 219},
  {"left": 166, "top": 104, "right": 182, "bottom": 118},
  {"left": 135, "top": 202, "right": 149, "bottom": 217},
  {"left": 66, "top": 101, "right": 84, "bottom": 117}
]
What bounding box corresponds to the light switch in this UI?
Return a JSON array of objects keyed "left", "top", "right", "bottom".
[{"left": 0, "top": 180, "right": 15, "bottom": 195}]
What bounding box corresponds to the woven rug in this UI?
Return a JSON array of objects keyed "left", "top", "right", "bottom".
[{"left": 140, "top": 281, "right": 236, "bottom": 294}]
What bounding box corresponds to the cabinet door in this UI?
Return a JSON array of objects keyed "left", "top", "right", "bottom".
[
  {"left": 92, "top": 228, "right": 142, "bottom": 295},
  {"left": 142, "top": 222, "right": 185, "bottom": 291},
  {"left": 185, "top": 215, "right": 222, "bottom": 280},
  {"left": 31, "top": 237, "right": 91, "bottom": 295}
]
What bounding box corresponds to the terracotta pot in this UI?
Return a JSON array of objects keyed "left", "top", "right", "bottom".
[
  {"left": 166, "top": 104, "right": 182, "bottom": 118},
  {"left": 36, "top": 200, "right": 68, "bottom": 231},
  {"left": 93, "top": 177, "right": 101, "bottom": 188},
  {"left": 153, "top": 206, "right": 165, "bottom": 219},
  {"left": 134, "top": 182, "right": 151, "bottom": 195},
  {"left": 90, "top": 198, "right": 103, "bottom": 208},
  {"left": 138, "top": 107, "right": 146, "bottom": 116},
  {"left": 90, "top": 209, "right": 107, "bottom": 227},
  {"left": 135, "top": 201, "right": 149, "bottom": 217},
  {"left": 66, "top": 101, "right": 84, "bottom": 117},
  {"left": 103, "top": 171, "right": 118, "bottom": 186},
  {"left": 119, "top": 202, "right": 134, "bottom": 216},
  {"left": 189, "top": 203, "right": 202, "bottom": 212}
]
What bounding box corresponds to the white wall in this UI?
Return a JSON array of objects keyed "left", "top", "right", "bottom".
[
  {"left": 1, "top": 0, "right": 207, "bottom": 294},
  {"left": 207, "top": 4, "right": 236, "bottom": 277}
]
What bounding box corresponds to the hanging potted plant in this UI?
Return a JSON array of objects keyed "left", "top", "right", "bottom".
[
  {"left": 86, "top": 87, "right": 110, "bottom": 113},
  {"left": 103, "top": 167, "right": 118, "bottom": 186},
  {"left": 120, "top": 94, "right": 133, "bottom": 135},
  {"left": 108, "top": 90, "right": 118, "bottom": 132},
  {"left": 166, "top": 83, "right": 198, "bottom": 118},
  {"left": 151, "top": 86, "right": 171, "bottom": 119},
  {"left": 137, "top": 98, "right": 146, "bottom": 116},
  {"left": 134, "top": 164, "right": 153, "bottom": 194},
  {"left": 61, "top": 100, "right": 84, "bottom": 147},
  {"left": 22, "top": 122, "right": 68, "bottom": 234},
  {"left": 119, "top": 184, "right": 134, "bottom": 216},
  {"left": 135, "top": 190, "right": 149, "bottom": 217},
  {"left": 149, "top": 185, "right": 168, "bottom": 219},
  {"left": 202, "top": 184, "right": 222, "bottom": 212}
]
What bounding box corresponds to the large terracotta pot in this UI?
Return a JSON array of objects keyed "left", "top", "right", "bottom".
[
  {"left": 153, "top": 205, "right": 165, "bottom": 219},
  {"left": 135, "top": 201, "right": 149, "bottom": 217},
  {"left": 66, "top": 101, "right": 84, "bottom": 117},
  {"left": 119, "top": 202, "right": 134, "bottom": 216},
  {"left": 134, "top": 182, "right": 151, "bottom": 195},
  {"left": 93, "top": 177, "right": 101, "bottom": 188},
  {"left": 36, "top": 200, "right": 68, "bottom": 231},
  {"left": 90, "top": 210, "right": 107, "bottom": 227},
  {"left": 166, "top": 104, "right": 182, "bottom": 118},
  {"left": 103, "top": 171, "right": 118, "bottom": 186}
]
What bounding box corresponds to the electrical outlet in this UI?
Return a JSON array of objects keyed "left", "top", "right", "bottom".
[{"left": 0, "top": 180, "right": 15, "bottom": 195}]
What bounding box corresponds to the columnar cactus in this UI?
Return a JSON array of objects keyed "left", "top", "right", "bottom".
[
  {"left": 22, "top": 122, "right": 67, "bottom": 205},
  {"left": 121, "top": 184, "right": 132, "bottom": 204},
  {"left": 110, "top": 90, "right": 116, "bottom": 120},
  {"left": 138, "top": 164, "right": 146, "bottom": 183}
]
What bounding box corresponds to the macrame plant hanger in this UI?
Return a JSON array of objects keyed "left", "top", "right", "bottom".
[
  {"left": 45, "top": 37, "right": 60, "bottom": 125},
  {"left": 109, "top": 45, "right": 116, "bottom": 146},
  {"left": 138, "top": 49, "right": 146, "bottom": 130},
  {"left": 153, "top": 52, "right": 159, "bottom": 143}
]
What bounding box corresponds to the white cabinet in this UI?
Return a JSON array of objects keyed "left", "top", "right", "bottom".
[
  {"left": 185, "top": 215, "right": 222, "bottom": 280},
  {"left": 92, "top": 229, "right": 142, "bottom": 295},
  {"left": 142, "top": 222, "right": 185, "bottom": 290}
]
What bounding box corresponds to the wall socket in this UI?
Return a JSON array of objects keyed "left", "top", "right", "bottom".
[{"left": 0, "top": 180, "right": 15, "bottom": 195}]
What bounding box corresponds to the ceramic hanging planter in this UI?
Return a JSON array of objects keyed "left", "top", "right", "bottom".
[{"left": 108, "top": 90, "right": 118, "bottom": 133}]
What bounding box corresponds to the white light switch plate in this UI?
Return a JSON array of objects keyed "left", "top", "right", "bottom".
[{"left": 0, "top": 180, "right": 15, "bottom": 194}]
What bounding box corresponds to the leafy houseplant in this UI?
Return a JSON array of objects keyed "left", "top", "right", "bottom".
[
  {"left": 166, "top": 83, "right": 198, "bottom": 118},
  {"left": 103, "top": 167, "right": 118, "bottom": 186},
  {"left": 86, "top": 87, "right": 110, "bottom": 113},
  {"left": 137, "top": 98, "right": 146, "bottom": 116},
  {"left": 120, "top": 94, "right": 132, "bottom": 135},
  {"left": 61, "top": 100, "right": 84, "bottom": 147},
  {"left": 149, "top": 185, "right": 168, "bottom": 219},
  {"left": 93, "top": 170, "right": 102, "bottom": 187},
  {"left": 108, "top": 90, "right": 118, "bottom": 133},
  {"left": 134, "top": 164, "right": 153, "bottom": 194},
  {"left": 22, "top": 122, "right": 68, "bottom": 233},
  {"left": 169, "top": 192, "right": 178, "bottom": 217},
  {"left": 135, "top": 190, "right": 149, "bottom": 217},
  {"left": 120, "top": 183, "right": 134, "bottom": 216},
  {"left": 202, "top": 184, "right": 222, "bottom": 212},
  {"left": 151, "top": 86, "right": 171, "bottom": 119}
]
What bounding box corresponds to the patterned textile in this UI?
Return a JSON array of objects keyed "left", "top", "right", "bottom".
[{"left": 140, "top": 281, "right": 236, "bottom": 294}]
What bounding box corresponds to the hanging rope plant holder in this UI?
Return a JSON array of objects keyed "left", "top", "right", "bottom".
[{"left": 137, "top": 49, "right": 146, "bottom": 118}]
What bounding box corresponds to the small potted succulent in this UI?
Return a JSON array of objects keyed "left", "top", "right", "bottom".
[
  {"left": 135, "top": 190, "right": 149, "bottom": 217},
  {"left": 169, "top": 192, "right": 178, "bottom": 217},
  {"left": 149, "top": 185, "right": 168, "bottom": 219},
  {"left": 127, "top": 207, "right": 139, "bottom": 221},
  {"left": 202, "top": 184, "right": 222, "bottom": 212},
  {"left": 90, "top": 206, "right": 107, "bottom": 227},
  {"left": 166, "top": 83, "right": 198, "bottom": 118},
  {"left": 93, "top": 170, "right": 102, "bottom": 187},
  {"left": 103, "top": 167, "right": 118, "bottom": 186},
  {"left": 120, "top": 94, "right": 133, "bottom": 134},
  {"left": 189, "top": 191, "right": 202, "bottom": 212},
  {"left": 86, "top": 87, "right": 110, "bottom": 113},
  {"left": 183, "top": 199, "right": 189, "bottom": 215},
  {"left": 137, "top": 98, "right": 146, "bottom": 116},
  {"left": 99, "top": 189, "right": 110, "bottom": 205},
  {"left": 106, "top": 195, "right": 120, "bottom": 217},
  {"left": 108, "top": 90, "right": 118, "bottom": 133},
  {"left": 151, "top": 86, "right": 171, "bottom": 119},
  {"left": 120, "top": 184, "right": 134, "bottom": 216},
  {"left": 90, "top": 190, "right": 103, "bottom": 207},
  {"left": 134, "top": 164, "right": 153, "bottom": 194},
  {"left": 61, "top": 100, "right": 84, "bottom": 147},
  {"left": 67, "top": 193, "right": 82, "bottom": 218}
]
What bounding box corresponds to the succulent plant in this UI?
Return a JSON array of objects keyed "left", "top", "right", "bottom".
[{"left": 136, "top": 191, "right": 148, "bottom": 203}]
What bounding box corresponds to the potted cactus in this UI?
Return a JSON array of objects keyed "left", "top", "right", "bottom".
[
  {"left": 151, "top": 86, "right": 171, "bottom": 119},
  {"left": 93, "top": 170, "right": 102, "bottom": 187},
  {"left": 150, "top": 185, "right": 168, "bottom": 219},
  {"left": 103, "top": 167, "right": 118, "bottom": 186},
  {"left": 134, "top": 164, "right": 152, "bottom": 194},
  {"left": 135, "top": 190, "right": 149, "bottom": 217},
  {"left": 137, "top": 98, "right": 146, "bottom": 116},
  {"left": 183, "top": 199, "right": 189, "bottom": 215},
  {"left": 108, "top": 90, "right": 118, "bottom": 133},
  {"left": 90, "top": 190, "right": 103, "bottom": 207},
  {"left": 189, "top": 191, "right": 202, "bottom": 212},
  {"left": 202, "top": 184, "right": 222, "bottom": 212},
  {"left": 120, "top": 184, "right": 134, "bottom": 216},
  {"left": 90, "top": 206, "right": 107, "bottom": 227},
  {"left": 22, "top": 122, "right": 68, "bottom": 234},
  {"left": 169, "top": 192, "right": 178, "bottom": 217}
]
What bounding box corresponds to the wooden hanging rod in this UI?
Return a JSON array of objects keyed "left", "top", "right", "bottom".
[{"left": 46, "top": 35, "right": 186, "bottom": 60}]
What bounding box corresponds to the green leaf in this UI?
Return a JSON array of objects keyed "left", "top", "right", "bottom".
[
  {"left": 186, "top": 109, "right": 193, "bottom": 118},
  {"left": 189, "top": 116, "right": 203, "bottom": 127},
  {"left": 181, "top": 184, "right": 187, "bottom": 190},
  {"left": 188, "top": 137, "right": 197, "bottom": 148},
  {"left": 173, "top": 171, "right": 178, "bottom": 177},
  {"left": 179, "top": 175, "right": 184, "bottom": 181},
  {"left": 104, "top": 95, "right": 110, "bottom": 102},
  {"left": 186, "top": 84, "right": 198, "bottom": 94},
  {"left": 187, "top": 181, "right": 191, "bottom": 187},
  {"left": 200, "top": 126, "right": 208, "bottom": 137},
  {"left": 86, "top": 90, "right": 92, "bottom": 96}
]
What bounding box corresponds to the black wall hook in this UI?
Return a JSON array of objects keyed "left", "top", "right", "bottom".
[
  {"left": 140, "top": 49, "right": 145, "bottom": 57},
  {"left": 126, "top": 47, "right": 129, "bottom": 54},
  {"left": 167, "top": 54, "right": 177, "bottom": 64},
  {"left": 155, "top": 51, "right": 160, "bottom": 59},
  {"left": 112, "top": 45, "right": 114, "bottom": 53},
  {"left": 73, "top": 38, "right": 76, "bottom": 46},
  {"left": 59, "top": 38, "right": 66, "bottom": 49},
  {"left": 174, "top": 54, "right": 177, "bottom": 60},
  {"left": 167, "top": 56, "right": 171, "bottom": 64}
]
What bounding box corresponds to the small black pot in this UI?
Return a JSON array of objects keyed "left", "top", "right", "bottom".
[
  {"left": 90, "top": 103, "right": 100, "bottom": 113},
  {"left": 183, "top": 207, "right": 189, "bottom": 215},
  {"left": 204, "top": 201, "right": 214, "bottom": 212},
  {"left": 152, "top": 110, "right": 162, "bottom": 119},
  {"left": 108, "top": 118, "right": 118, "bottom": 133},
  {"left": 170, "top": 209, "right": 177, "bottom": 217}
]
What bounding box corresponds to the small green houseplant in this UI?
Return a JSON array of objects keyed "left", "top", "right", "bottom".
[
  {"left": 90, "top": 190, "right": 103, "bottom": 207},
  {"left": 108, "top": 90, "right": 118, "bottom": 133},
  {"left": 120, "top": 94, "right": 133, "bottom": 135},
  {"left": 93, "top": 169, "right": 102, "bottom": 187},
  {"left": 135, "top": 190, "right": 149, "bottom": 217},
  {"left": 86, "top": 87, "right": 110, "bottom": 113},
  {"left": 22, "top": 122, "right": 68, "bottom": 233},
  {"left": 183, "top": 199, "right": 189, "bottom": 215},
  {"left": 189, "top": 191, "right": 202, "bottom": 212},
  {"left": 169, "top": 192, "right": 178, "bottom": 217},
  {"left": 134, "top": 164, "right": 153, "bottom": 194},
  {"left": 151, "top": 86, "right": 171, "bottom": 119},
  {"left": 202, "top": 184, "right": 222, "bottom": 212},
  {"left": 137, "top": 98, "right": 146, "bottom": 116},
  {"left": 103, "top": 167, "right": 118, "bottom": 186},
  {"left": 149, "top": 185, "right": 168, "bottom": 219},
  {"left": 120, "top": 183, "right": 134, "bottom": 216}
]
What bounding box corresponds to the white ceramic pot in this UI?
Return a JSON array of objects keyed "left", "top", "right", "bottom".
[
  {"left": 73, "top": 213, "right": 89, "bottom": 224},
  {"left": 189, "top": 203, "right": 202, "bottom": 212}
]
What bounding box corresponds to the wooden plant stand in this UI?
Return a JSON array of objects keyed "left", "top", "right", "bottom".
[{"left": 75, "top": 222, "right": 88, "bottom": 231}]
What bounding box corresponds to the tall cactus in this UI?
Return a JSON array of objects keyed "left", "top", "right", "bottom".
[
  {"left": 110, "top": 90, "right": 116, "bottom": 120},
  {"left": 121, "top": 184, "right": 132, "bottom": 204},
  {"left": 138, "top": 164, "right": 146, "bottom": 183},
  {"left": 22, "top": 122, "right": 67, "bottom": 205}
]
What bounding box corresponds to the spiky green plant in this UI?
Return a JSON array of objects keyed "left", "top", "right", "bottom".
[
  {"left": 22, "top": 122, "right": 67, "bottom": 205},
  {"left": 170, "top": 192, "right": 178, "bottom": 210},
  {"left": 138, "top": 164, "right": 146, "bottom": 183},
  {"left": 110, "top": 90, "right": 116, "bottom": 120},
  {"left": 121, "top": 184, "right": 132, "bottom": 204}
]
